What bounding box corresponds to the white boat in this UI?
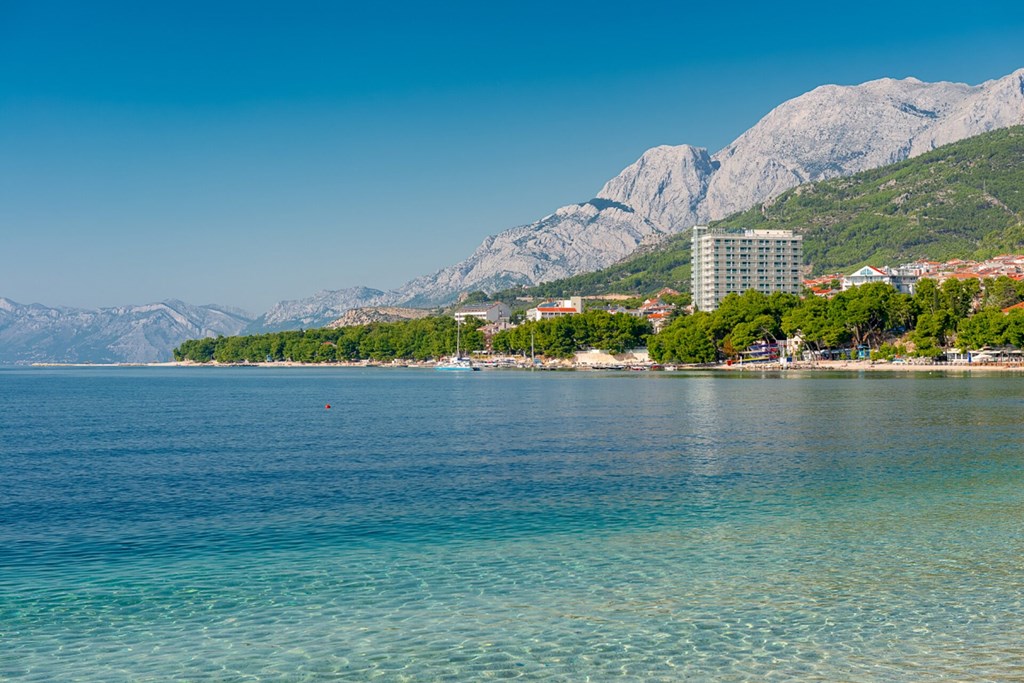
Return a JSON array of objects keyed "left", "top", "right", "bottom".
[
  {"left": 435, "top": 321, "right": 479, "bottom": 371},
  {"left": 435, "top": 356, "right": 477, "bottom": 371}
]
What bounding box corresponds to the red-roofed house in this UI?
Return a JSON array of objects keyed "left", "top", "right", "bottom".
[
  {"left": 1001, "top": 301, "right": 1024, "bottom": 314},
  {"left": 639, "top": 298, "right": 677, "bottom": 332},
  {"left": 526, "top": 297, "right": 584, "bottom": 322}
]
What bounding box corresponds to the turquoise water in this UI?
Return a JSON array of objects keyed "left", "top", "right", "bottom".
[{"left": 2, "top": 367, "right": 1024, "bottom": 681}]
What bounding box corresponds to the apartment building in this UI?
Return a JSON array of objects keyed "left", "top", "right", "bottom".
[
  {"left": 454, "top": 302, "right": 511, "bottom": 325},
  {"left": 690, "top": 226, "right": 803, "bottom": 311}
]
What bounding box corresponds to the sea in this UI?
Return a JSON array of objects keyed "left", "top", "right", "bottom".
[{"left": 2, "top": 366, "right": 1023, "bottom": 681}]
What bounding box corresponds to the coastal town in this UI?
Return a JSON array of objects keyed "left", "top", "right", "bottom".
[
  {"left": 172, "top": 228, "right": 1024, "bottom": 372},
  {"left": 427, "top": 230, "right": 1024, "bottom": 371}
]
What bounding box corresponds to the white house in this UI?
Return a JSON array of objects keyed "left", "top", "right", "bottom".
[
  {"left": 526, "top": 297, "right": 584, "bottom": 322},
  {"left": 842, "top": 266, "right": 918, "bottom": 295},
  {"left": 454, "top": 302, "right": 511, "bottom": 325}
]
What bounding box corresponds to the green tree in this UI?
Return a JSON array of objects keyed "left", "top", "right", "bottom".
[
  {"left": 956, "top": 309, "right": 1007, "bottom": 350},
  {"left": 982, "top": 275, "right": 1024, "bottom": 310},
  {"left": 910, "top": 311, "right": 951, "bottom": 356},
  {"left": 649, "top": 313, "right": 717, "bottom": 364}
]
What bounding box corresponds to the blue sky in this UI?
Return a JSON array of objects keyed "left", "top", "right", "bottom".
[{"left": 2, "top": 1, "right": 1023, "bottom": 313}]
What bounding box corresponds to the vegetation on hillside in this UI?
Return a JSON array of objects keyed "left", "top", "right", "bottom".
[{"left": 718, "top": 125, "right": 1024, "bottom": 273}]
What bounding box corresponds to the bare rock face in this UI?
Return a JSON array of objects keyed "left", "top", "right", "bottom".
[
  {"left": 596, "top": 145, "right": 716, "bottom": 229},
  {"left": 918, "top": 69, "right": 1024, "bottom": 151},
  {"left": 703, "top": 72, "right": 1023, "bottom": 219},
  {"left": 245, "top": 287, "right": 388, "bottom": 333},
  {"left": 0, "top": 298, "right": 252, "bottom": 364},
  {"left": 326, "top": 307, "right": 432, "bottom": 328},
  {"left": 392, "top": 199, "right": 665, "bottom": 307}
]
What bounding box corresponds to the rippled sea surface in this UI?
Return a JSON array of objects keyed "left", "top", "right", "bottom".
[{"left": 3, "top": 367, "right": 1024, "bottom": 681}]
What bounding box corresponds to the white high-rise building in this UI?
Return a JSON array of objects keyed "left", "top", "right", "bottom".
[{"left": 691, "top": 226, "right": 803, "bottom": 311}]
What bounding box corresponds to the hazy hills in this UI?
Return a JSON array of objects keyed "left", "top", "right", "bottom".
[
  {"left": 0, "top": 299, "right": 252, "bottom": 364},
  {"left": 244, "top": 287, "right": 388, "bottom": 333}
]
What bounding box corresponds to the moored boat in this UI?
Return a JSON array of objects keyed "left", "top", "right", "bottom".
[
  {"left": 435, "top": 321, "right": 479, "bottom": 371},
  {"left": 435, "top": 356, "right": 478, "bottom": 371}
]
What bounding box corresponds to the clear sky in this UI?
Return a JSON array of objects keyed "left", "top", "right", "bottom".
[{"left": 2, "top": 1, "right": 1023, "bottom": 313}]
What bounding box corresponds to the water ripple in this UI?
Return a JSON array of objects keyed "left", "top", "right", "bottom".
[{"left": 2, "top": 368, "right": 1024, "bottom": 680}]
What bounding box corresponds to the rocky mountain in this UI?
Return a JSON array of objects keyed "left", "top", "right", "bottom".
[
  {"left": 0, "top": 298, "right": 252, "bottom": 364},
  {"left": 394, "top": 199, "right": 665, "bottom": 306},
  {"left": 263, "top": 68, "right": 1023, "bottom": 324},
  {"left": 700, "top": 73, "right": 1024, "bottom": 219},
  {"left": 13, "top": 69, "right": 1024, "bottom": 355},
  {"left": 326, "top": 307, "right": 433, "bottom": 328},
  {"left": 505, "top": 125, "right": 1024, "bottom": 299},
  {"left": 716, "top": 125, "right": 1024, "bottom": 272},
  {"left": 244, "top": 287, "right": 387, "bottom": 333}
]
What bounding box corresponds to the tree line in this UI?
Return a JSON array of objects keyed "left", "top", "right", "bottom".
[
  {"left": 173, "top": 310, "right": 653, "bottom": 363},
  {"left": 175, "top": 275, "right": 1024, "bottom": 365},
  {"left": 491, "top": 310, "right": 653, "bottom": 358},
  {"left": 173, "top": 317, "right": 486, "bottom": 363},
  {"left": 649, "top": 276, "right": 1024, "bottom": 364}
]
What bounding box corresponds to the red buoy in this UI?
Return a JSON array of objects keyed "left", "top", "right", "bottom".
[{"left": 325, "top": 404, "right": 331, "bottom": 409}]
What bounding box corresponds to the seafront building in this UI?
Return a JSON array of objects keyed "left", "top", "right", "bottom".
[
  {"left": 842, "top": 265, "right": 918, "bottom": 294},
  {"left": 915, "top": 255, "right": 1024, "bottom": 283},
  {"left": 454, "top": 302, "right": 511, "bottom": 325},
  {"left": 526, "top": 297, "right": 585, "bottom": 321},
  {"left": 690, "top": 226, "right": 803, "bottom": 311}
]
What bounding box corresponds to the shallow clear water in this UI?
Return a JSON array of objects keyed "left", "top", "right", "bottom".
[{"left": 2, "top": 367, "right": 1024, "bottom": 681}]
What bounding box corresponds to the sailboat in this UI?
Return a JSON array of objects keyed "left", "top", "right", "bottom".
[{"left": 435, "top": 320, "right": 479, "bottom": 371}]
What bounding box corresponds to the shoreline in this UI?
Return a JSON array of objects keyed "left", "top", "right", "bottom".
[
  {"left": 24, "top": 359, "right": 1024, "bottom": 373},
  {"left": 718, "top": 359, "right": 1024, "bottom": 373}
]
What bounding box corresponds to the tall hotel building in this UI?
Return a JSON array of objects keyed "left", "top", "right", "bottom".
[{"left": 690, "top": 226, "right": 803, "bottom": 311}]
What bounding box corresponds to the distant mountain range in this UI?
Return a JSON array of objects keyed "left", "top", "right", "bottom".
[
  {"left": 0, "top": 299, "right": 252, "bottom": 364},
  {"left": 5, "top": 68, "right": 1024, "bottom": 362},
  {"left": 243, "top": 287, "right": 387, "bottom": 333}
]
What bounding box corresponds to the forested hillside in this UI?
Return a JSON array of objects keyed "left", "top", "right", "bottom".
[{"left": 719, "top": 125, "right": 1024, "bottom": 272}]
